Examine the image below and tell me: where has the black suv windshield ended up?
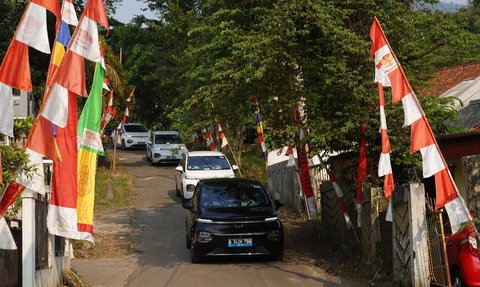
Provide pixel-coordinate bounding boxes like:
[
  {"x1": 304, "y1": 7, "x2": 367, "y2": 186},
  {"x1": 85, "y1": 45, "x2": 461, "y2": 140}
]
[
  {"x1": 155, "y1": 134, "x2": 181, "y2": 144},
  {"x1": 124, "y1": 125, "x2": 148, "y2": 132},
  {"x1": 199, "y1": 182, "x2": 269, "y2": 208},
  {"x1": 187, "y1": 156, "x2": 230, "y2": 170}
]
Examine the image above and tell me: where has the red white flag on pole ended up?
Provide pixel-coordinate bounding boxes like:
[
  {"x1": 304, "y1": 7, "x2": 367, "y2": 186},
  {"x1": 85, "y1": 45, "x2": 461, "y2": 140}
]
[{"x1": 370, "y1": 17, "x2": 471, "y2": 233}]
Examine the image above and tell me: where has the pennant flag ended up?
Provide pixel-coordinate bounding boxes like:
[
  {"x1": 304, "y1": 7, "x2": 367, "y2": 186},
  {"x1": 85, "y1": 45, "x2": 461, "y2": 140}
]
[
  {"x1": 47, "y1": 91, "x2": 79, "y2": 239},
  {"x1": 252, "y1": 97, "x2": 267, "y2": 160},
  {"x1": 17, "y1": 149, "x2": 45, "y2": 195},
  {"x1": 0, "y1": 148, "x2": 45, "y2": 218},
  {"x1": 41, "y1": 0, "x2": 107, "y2": 128},
  {"x1": 376, "y1": 84, "x2": 395, "y2": 200},
  {"x1": 0, "y1": 83, "x2": 14, "y2": 138},
  {"x1": 0, "y1": 217, "x2": 17, "y2": 250},
  {"x1": 370, "y1": 17, "x2": 471, "y2": 233},
  {"x1": 285, "y1": 143, "x2": 296, "y2": 167},
  {"x1": 0, "y1": 40, "x2": 31, "y2": 92},
  {"x1": 15, "y1": 2, "x2": 51, "y2": 54},
  {"x1": 70, "y1": 0, "x2": 109, "y2": 66},
  {"x1": 46, "y1": 0, "x2": 79, "y2": 87},
  {"x1": 356, "y1": 126, "x2": 367, "y2": 227},
  {"x1": 100, "y1": 91, "x2": 115, "y2": 129},
  {"x1": 0, "y1": 181, "x2": 25, "y2": 215},
  {"x1": 24, "y1": 115, "x2": 62, "y2": 161},
  {"x1": 75, "y1": 63, "x2": 105, "y2": 241},
  {"x1": 218, "y1": 124, "x2": 229, "y2": 149},
  {"x1": 61, "y1": 0, "x2": 78, "y2": 26}
]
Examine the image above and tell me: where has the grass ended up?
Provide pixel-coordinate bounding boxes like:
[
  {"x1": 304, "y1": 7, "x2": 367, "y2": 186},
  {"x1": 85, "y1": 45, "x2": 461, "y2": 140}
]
[{"x1": 72, "y1": 150, "x2": 134, "y2": 259}]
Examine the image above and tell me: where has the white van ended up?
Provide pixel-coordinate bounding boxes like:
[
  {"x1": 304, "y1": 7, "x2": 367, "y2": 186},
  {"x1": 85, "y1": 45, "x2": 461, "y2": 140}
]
[{"x1": 146, "y1": 131, "x2": 188, "y2": 165}]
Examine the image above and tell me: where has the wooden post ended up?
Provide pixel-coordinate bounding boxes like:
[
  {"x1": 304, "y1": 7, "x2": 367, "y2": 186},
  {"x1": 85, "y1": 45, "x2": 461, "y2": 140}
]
[{"x1": 392, "y1": 183, "x2": 430, "y2": 286}]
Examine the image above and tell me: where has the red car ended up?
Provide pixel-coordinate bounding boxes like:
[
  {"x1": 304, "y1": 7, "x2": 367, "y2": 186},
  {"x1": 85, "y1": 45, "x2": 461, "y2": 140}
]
[{"x1": 447, "y1": 224, "x2": 480, "y2": 287}]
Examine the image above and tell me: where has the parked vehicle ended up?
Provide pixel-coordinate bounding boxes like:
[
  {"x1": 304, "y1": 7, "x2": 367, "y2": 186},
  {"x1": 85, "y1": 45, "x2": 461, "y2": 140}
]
[
  {"x1": 182, "y1": 178, "x2": 284, "y2": 263},
  {"x1": 119, "y1": 123, "x2": 150, "y2": 150},
  {"x1": 175, "y1": 151, "x2": 238, "y2": 199},
  {"x1": 447, "y1": 224, "x2": 480, "y2": 287},
  {"x1": 146, "y1": 131, "x2": 187, "y2": 165}
]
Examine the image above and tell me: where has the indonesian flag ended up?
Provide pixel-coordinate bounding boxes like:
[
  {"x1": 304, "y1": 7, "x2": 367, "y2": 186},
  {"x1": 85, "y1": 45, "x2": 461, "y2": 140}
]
[
  {"x1": 370, "y1": 17, "x2": 471, "y2": 233},
  {"x1": 15, "y1": 2, "x2": 52, "y2": 54},
  {"x1": 0, "y1": 0, "x2": 60, "y2": 137},
  {"x1": 377, "y1": 84, "x2": 395, "y2": 200},
  {"x1": 41, "y1": 0, "x2": 108, "y2": 128},
  {"x1": 70, "y1": 0, "x2": 109, "y2": 68},
  {"x1": 47, "y1": 91, "x2": 79, "y2": 239}
]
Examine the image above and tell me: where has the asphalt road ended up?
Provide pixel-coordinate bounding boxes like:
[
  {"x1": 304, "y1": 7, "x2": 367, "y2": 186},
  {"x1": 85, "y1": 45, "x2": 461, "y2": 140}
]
[{"x1": 74, "y1": 148, "x2": 365, "y2": 287}]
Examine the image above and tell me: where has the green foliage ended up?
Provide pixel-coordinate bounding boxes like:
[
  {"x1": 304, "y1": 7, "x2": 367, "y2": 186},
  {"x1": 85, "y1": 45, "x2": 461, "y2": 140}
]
[
  {"x1": 0, "y1": 145, "x2": 33, "y2": 189},
  {"x1": 105, "y1": 0, "x2": 480, "y2": 184},
  {"x1": 13, "y1": 117, "x2": 34, "y2": 140}
]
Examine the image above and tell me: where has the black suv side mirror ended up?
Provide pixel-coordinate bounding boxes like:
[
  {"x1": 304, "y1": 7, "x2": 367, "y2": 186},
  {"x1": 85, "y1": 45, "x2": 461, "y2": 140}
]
[{"x1": 274, "y1": 200, "x2": 283, "y2": 210}]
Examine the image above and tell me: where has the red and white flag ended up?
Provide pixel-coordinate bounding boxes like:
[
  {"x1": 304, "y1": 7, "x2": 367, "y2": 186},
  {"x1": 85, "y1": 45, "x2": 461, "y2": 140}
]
[
  {"x1": 46, "y1": 92, "x2": 79, "y2": 238},
  {"x1": 370, "y1": 17, "x2": 471, "y2": 233},
  {"x1": 41, "y1": 0, "x2": 108, "y2": 128}
]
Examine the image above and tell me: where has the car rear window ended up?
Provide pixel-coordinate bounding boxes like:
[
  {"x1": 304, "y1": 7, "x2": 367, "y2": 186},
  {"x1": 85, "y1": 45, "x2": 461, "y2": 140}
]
[
  {"x1": 199, "y1": 182, "x2": 269, "y2": 208},
  {"x1": 155, "y1": 134, "x2": 181, "y2": 144},
  {"x1": 187, "y1": 156, "x2": 231, "y2": 170},
  {"x1": 124, "y1": 125, "x2": 148, "y2": 132}
]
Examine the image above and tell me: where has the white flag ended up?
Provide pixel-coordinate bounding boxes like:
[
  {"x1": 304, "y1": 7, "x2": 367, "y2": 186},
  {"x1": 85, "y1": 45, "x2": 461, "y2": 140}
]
[
  {"x1": 0, "y1": 83, "x2": 14, "y2": 138},
  {"x1": 15, "y1": 2, "x2": 51, "y2": 54},
  {"x1": 70, "y1": 17, "x2": 101, "y2": 64}
]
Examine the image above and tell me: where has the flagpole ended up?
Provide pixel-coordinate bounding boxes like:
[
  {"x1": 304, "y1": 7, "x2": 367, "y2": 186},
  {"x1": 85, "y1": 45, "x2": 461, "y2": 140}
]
[
  {"x1": 227, "y1": 144, "x2": 242, "y2": 177},
  {"x1": 374, "y1": 17, "x2": 476, "y2": 234}
]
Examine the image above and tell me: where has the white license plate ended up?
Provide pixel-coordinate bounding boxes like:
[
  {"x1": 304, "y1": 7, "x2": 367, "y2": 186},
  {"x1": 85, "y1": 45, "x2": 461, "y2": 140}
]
[{"x1": 228, "y1": 238, "x2": 252, "y2": 247}]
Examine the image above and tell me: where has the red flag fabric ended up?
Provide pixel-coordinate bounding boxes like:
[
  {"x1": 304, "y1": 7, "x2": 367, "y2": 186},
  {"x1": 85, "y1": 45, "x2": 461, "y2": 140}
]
[
  {"x1": 0, "y1": 182, "x2": 25, "y2": 215},
  {"x1": 56, "y1": 52, "x2": 87, "y2": 97},
  {"x1": 356, "y1": 127, "x2": 367, "y2": 207},
  {"x1": 47, "y1": 91, "x2": 78, "y2": 238},
  {"x1": 32, "y1": 0, "x2": 61, "y2": 20},
  {"x1": 370, "y1": 17, "x2": 471, "y2": 233},
  {"x1": 370, "y1": 17, "x2": 412, "y2": 103},
  {"x1": 0, "y1": 40, "x2": 31, "y2": 91},
  {"x1": 410, "y1": 117, "x2": 435, "y2": 153},
  {"x1": 85, "y1": 0, "x2": 109, "y2": 30},
  {"x1": 24, "y1": 116, "x2": 61, "y2": 161}
]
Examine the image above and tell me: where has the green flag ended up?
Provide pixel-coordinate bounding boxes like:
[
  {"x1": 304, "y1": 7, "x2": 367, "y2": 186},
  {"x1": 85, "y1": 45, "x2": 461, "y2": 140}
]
[{"x1": 77, "y1": 63, "x2": 105, "y2": 155}]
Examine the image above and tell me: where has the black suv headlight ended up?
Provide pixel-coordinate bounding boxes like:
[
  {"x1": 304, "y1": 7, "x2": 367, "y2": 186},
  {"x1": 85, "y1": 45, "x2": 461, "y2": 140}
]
[{"x1": 197, "y1": 231, "x2": 213, "y2": 243}]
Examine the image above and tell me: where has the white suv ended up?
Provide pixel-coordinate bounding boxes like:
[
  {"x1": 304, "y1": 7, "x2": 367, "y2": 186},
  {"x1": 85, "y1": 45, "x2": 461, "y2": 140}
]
[
  {"x1": 146, "y1": 131, "x2": 188, "y2": 165},
  {"x1": 120, "y1": 123, "x2": 150, "y2": 149},
  {"x1": 175, "y1": 151, "x2": 238, "y2": 199}
]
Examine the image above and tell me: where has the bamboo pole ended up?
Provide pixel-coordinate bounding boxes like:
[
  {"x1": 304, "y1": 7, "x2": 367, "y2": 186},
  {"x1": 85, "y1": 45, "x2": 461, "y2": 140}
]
[{"x1": 438, "y1": 209, "x2": 452, "y2": 287}]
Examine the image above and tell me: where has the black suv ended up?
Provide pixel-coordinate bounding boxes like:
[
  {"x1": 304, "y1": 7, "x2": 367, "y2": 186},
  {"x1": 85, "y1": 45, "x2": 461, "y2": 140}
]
[{"x1": 182, "y1": 178, "x2": 284, "y2": 263}]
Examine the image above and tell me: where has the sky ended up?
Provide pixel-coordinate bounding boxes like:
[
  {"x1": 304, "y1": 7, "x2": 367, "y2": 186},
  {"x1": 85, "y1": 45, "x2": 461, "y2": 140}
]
[
  {"x1": 114, "y1": 0, "x2": 157, "y2": 23},
  {"x1": 113, "y1": 0, "x2": 469, "y2": 24}
]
